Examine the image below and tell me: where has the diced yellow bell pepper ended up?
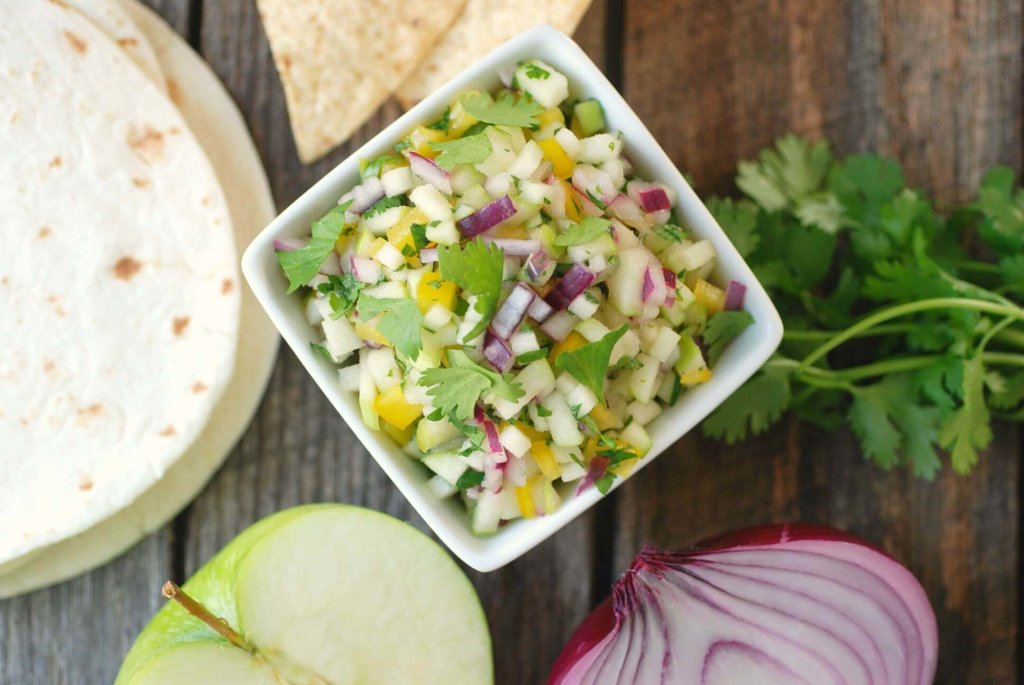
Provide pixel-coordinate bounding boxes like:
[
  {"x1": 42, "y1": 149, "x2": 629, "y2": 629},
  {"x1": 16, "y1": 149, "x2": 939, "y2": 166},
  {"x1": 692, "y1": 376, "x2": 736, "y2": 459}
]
[
  {"x1": 562, "y1": 181, "x2": 584, "y2": 221},
  {"x1": 549, "y1": 331, "x2": 587, "y2": 364},
  {"x1": 406, "y1": 125, "x2": 447, "y2": 158},
  {"x1": 589, "y1": 403, "x2": 621, "y2": 432},
  {"x1": 380, "y1": 418, "x2": 415, "y2": 446},
  {"x1": 693, "y1": 279, "x2": 726, "y2": 315},
  {"x1": 537, "y1": 107, "x2": 566, "y2": 128},
  {"x1": 530, "y1": 442, "x2": 561, "y2": 481},
  {"x1": 372, "y1": 385, "x2": 424, "y2": 430},
  {"x1": 679, "y1": 367, "x2": 713, "y2": 386},
  {"x1": 354, "y1": 320, "x2": 391, "y2": 347},
  {"x1": 367, "y1": 237, "x2": 388, "y2": 258},
  {"x1": 416, "y1": 270, "x2": 458, "y2": 313},
  {"x1": 387, "y1": 208, "x2": 429, "y2": 262},
  {"x1": 334, "y1": 230, "x2": 354, "y2": 254},
  {"x1": 538, "y1": 139, "x2": 574, "y2": 180},
  {"x1": 517, "y1": 423, "x2": 547, "y2": 442},
  {"x1": 447, "y1": 97, "x2": 480, "y2": 137},
  {"x1": 490, "y1": 223, "x2": 529, "y2": 239},
  {"x1": 515, "y1": 483, "x2": 536, "y2": 519}
]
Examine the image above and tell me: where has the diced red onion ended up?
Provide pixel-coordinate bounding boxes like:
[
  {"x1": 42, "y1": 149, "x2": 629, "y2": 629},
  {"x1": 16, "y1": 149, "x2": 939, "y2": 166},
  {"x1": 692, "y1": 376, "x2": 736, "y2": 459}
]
[
  {"x1": 663, "y1": 269, "x2": 677, "y2": 307},
  {"x1": 458, "y1": 195, "x2": 517, "y2": 237},
  {"x1": 408, "y1": 152, "x2": 452, "y2": 195},
  {"x1": 575, "y1": 456, "x2": 610, "y2": 495},
  {"x1": 475, "y1": 405, "x2": 505, "y2": 455},
  {"x1": 482, "y1": 238, "x2": 542, "y2": 257},
  {"x1": 608, "y1": 194, "x2": 649, "y2": 230},
  {"x1": 524, "y1": 250, "x2": 551, "y2": 283},
  {"x1": 349, "y1": 256, "x2": 379, "y2": 284},
  {"x1": 549, "y1": 524, "x2": 938, "y2": 685},
  {"x1": 539, "y1": 311, "x2": 577, "y2": 342},
  {"x1": 725, "y1": 280, "x2": 747, "y2": 310},
  {"x1": 273, "y1": 237, "x2": 306, "y2": 252},
  {"x1": 346, "y1": 176, "x2": 386, "y2": 214},
  {"x1": 527, "y1": 294, "x2": 554, "y2": 323},
  {"x1": 641, "y1": 268, "x2": 655, "y2": 303},
  {"x1": 419, "y1": 247, "x2": 438, "y2": 264},
  {"x1": 483, "y1": 330, "x2": 514, "y2": 373},
  {"x1": 637, "y1": 186, "x2": 671, "y2": 212},
  {"x1": 545, "y1": 264, "x2": 595, "y2": 310},
  {"x1": 319, "y1": 251, "x2": 343, "y2": 276},
  {"x1": 491, "y1": 284, "x2": 535, "y2": 339}
]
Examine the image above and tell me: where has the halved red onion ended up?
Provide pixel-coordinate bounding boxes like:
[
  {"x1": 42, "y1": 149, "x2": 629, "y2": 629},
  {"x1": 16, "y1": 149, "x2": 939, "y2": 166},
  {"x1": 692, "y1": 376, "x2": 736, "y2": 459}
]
[
  {"x1": 608, "y1": 195, "x2": 649, "y2": 230},
  {"x1": 408, "y1": 152, "x2": 452, "y2": 194},
  {"x1": 491, "y1": 284, "x2": 535, "y2": 339},
  {"x1": 345, "y1": 176, "x2": 386, "y2": 214},
  {"x1": 273, "y1": 237, "x2": 306, "y2": 252},
  {"x1": 637, "y1": 186, "x2": 671, "y2": 212},
  {"x1": 319, "y1": 251, "x2": 343, "y2": 276},
  {"x1": 545, "y1": 264, "x2": 595, "y2": 310},
  {"x1": 458, "y1": 195, "x2": 517, "y2": 237},
  {"x1": 539, "y1": 311, "x2": 577, "y2": 342},
  {"x1": 482, "y1": 330, "x2": 514, "y2": 373},
  {"x1": 482, "y1": 238, "x2": 542, "y2": 257},
  {"x1": 528, "y1": 294, "x2": 554, "y2": 323},
  {"x1": 419, "y1": 247, "x2": 438, "y2": 264},
  {"x1": 663, "y1": 269, "x2": 677, "y2": 307},
  {"x1": 724, "y1": 280, "x2": 747, "y2": 310},
  {"x1": 548, "y1": 524, "x2": 938, "y2": 685}
]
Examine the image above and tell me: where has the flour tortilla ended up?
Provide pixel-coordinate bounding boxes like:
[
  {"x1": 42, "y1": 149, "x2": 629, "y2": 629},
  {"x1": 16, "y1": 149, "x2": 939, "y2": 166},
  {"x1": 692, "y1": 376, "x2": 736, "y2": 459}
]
[
  {"x1": 396, "y1": 1, "x2": 594, "y2": 107},
  {"x1": 64, "y1": 0, "x2": 167, "y2": 91},
  {"x1": 0, "y1": 0, "x2": 278, "y2": 598},
  {"x1": 0, "y1": 1, "x2": 239, "y2": 565},
  {"x1": 257, "y1": 0, "x2": 468, "y2": 163}
]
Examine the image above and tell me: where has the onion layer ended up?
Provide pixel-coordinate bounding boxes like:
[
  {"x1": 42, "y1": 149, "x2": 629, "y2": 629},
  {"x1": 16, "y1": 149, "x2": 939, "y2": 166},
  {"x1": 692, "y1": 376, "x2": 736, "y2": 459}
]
[{"x1": 548, "y1": 524, "x2": 938, "y2": 685}]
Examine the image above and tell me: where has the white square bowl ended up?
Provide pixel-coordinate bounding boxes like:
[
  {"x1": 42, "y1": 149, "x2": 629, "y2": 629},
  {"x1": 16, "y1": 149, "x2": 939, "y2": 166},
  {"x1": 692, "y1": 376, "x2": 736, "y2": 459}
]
[{"x1": 242, "y1": 25, "x2": 783, "y2": 572}]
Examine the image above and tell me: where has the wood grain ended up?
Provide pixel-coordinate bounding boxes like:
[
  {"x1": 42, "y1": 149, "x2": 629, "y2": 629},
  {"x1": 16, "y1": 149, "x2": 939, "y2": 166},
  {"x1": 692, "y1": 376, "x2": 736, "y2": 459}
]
[{"x1": 0, "y1": 1, "x2": 1021, "y2": 683}]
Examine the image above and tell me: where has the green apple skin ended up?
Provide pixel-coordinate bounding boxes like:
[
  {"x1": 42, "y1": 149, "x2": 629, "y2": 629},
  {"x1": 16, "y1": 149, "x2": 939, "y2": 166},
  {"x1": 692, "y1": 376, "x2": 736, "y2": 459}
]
[{"x1": 115, "y1": 504, "x2": 493, "y2": 685}]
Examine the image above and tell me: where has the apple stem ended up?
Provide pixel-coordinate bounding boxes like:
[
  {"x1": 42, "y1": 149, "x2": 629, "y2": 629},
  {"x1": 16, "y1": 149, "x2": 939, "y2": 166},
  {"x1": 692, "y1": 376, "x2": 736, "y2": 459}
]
[{"x1": 161, "y1": 581, "x2": 252, "y2": 653}]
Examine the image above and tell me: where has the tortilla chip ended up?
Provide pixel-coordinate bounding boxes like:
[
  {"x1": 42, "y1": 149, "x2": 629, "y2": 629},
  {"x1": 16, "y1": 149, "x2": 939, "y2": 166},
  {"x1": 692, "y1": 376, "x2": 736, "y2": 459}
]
[
  {"x1": 257, "y1": 0, "x2": 468, "y2": 163},
  {"x1": 396, "y1": 0, "x2": 594, "y2": 108}
]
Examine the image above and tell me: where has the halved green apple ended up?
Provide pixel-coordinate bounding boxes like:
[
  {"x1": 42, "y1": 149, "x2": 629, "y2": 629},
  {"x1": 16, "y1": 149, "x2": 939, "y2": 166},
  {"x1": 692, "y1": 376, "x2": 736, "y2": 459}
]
[{"x1": 116, "y1": 505, "x2": 492, "y2": 685}]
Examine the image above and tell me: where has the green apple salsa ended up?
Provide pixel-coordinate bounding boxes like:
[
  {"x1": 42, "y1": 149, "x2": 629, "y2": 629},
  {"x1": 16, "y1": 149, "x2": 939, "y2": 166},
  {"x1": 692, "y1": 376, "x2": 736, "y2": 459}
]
[{"x1": 276, "y1": 60, "x2": 753, "y2": 534}]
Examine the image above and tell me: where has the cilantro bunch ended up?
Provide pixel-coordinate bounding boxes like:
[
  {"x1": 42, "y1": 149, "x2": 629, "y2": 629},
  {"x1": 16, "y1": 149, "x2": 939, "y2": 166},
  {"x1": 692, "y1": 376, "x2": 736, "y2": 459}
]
[{"x1": 704, "y1": 135, "x2": 1024, "y2": 478}]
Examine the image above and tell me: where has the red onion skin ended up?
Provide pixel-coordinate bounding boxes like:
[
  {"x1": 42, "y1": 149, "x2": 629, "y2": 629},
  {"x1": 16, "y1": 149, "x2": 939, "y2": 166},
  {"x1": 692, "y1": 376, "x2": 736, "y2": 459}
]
[
  {"x1": 491, "y1": 285, "x2": 535, "y2": 339},
  {"x1": 482, "y1": 330, "x2": 514, "y2": 374},
  {"x1": 638, "y1": 186, "x2": 671, "y2": 212},
  {"x1": 408, "y1": 152, "x2": 452, "y2": 194},
  {"x1": 548, "y1": 524, "x2": 938, "y2": 685},
  {"x1": 545, "y1": 264, "x2": 595, "y2": 310},
  {"x1": 458, "y1": 195, "x2": 517, "y2": 237}
]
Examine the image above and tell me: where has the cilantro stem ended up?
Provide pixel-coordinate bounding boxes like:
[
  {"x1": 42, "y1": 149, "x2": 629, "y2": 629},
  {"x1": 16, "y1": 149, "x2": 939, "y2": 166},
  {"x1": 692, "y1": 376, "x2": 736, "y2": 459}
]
[
  {"x1": 782, "y1": 323, "x2": 916, "y2": 342},
  {"x1": 770, "y1": 350, "x2": 1024, "y2": 384},
  {"x1": 982, "y1": 351, "x2": 1024, "y2": 369},
  {"x1": 995, "y1": 328, "x2": 1024, "y2": 350},
  {"x1": 947, "y1": 259, "x2": 1002, "y2": 276},
  {"x1": 797, "y1": 298, "x2": 1024, "y2": 374}
]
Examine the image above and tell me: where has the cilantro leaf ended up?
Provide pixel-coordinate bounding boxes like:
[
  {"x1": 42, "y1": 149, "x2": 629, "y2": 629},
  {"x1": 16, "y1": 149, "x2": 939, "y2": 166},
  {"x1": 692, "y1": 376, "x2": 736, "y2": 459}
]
[
  {"x1": 460, "y1": 92, "x2": 545, "y2": 128},
  {"x1": 418, "y1": 350, "x2": 523, "y2": 421},
  {"x1": 430, "y1": 133, "x2": 492, "y2": 170},
  {"x1": 939, "y1": 355, "x2": 993, "y2": 474},
  {"x1": 702, "y1": 367, "x2": 791, "y2": 443},
  {"x1": 990, "y1": 370, "x2": 1024, "y2": 410},
  {"x1": 554, "y1": 217, "x2": 611, "y2": 246},
  {"x1": 707, "y1": 197, "x2": 760, "y2": 258},
  {"x1": 317, "y1": 273, "x2": 364, "y2": 318},
  {"x1": 975, "y1": 166, "x2": 1024, "y2": 253},
  {"x1": 455, "y1": 469, "x2": 485, "y2": 489},
  {"x1": 357, "y1": 295, "x2": 423, "y2": 360},
  {"x1": 310, "y1": 342, "x2": 333, "y2": 361},
  {"x1": 437, "y1": 239, "x2": 505, "y2": 341},
  {"x1": 702, "y1": 311, "x2": 754, "y2": 366},
  {"x1": 523, "y1": 63, "x2": 551, "y2": 80},
  {"x1": 276, "y1": 200, "x2": 352, "y2": 293},
  {"x1": 361, "y1": 154, "x2": 397, "y2": 179},
  {"x1": 555, "y1": 325, "x2": 629, "y2": 402},
  {"x1": 999, "y1": 254, "x2": 1024, "y2": 295},
  {"x1": 363, "y1": 195, "x2": 403, "y2": 218},
  {"x1": 426, "y1": 107, "x2": 451, "y2": 132},
  {"x1": 736, "y1": 135, "x2": 833, "y2": 211}
]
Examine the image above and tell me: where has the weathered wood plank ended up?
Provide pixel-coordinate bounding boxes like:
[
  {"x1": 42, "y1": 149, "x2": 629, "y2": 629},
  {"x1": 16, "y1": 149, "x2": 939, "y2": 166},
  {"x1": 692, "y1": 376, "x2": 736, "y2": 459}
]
[{"x1": 615, "y1": 2, "x2": 1022, "y2": 683}]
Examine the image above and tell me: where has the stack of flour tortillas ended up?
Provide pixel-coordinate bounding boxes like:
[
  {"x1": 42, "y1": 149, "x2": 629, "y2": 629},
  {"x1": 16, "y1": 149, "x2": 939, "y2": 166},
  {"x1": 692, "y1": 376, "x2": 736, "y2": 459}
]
[
  {"x1": 0, "y1": 0, "x2": 278, "y2": 598},
  {"x1": 257, "y1": 0, "x2": 595, "y2": 163}
]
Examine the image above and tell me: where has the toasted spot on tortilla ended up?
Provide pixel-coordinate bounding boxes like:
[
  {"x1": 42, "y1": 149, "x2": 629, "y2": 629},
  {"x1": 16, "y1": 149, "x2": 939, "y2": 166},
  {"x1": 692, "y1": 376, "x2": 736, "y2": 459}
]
[
  {"x1": 166, "y1": 78, "x2": 182, "y2": 106},
  {"x1": 18, "y1": 417, "x2": 29, "y2": 427},
  {"x1": 117, "y1": 37, "x2": 138, "y2": 48},
  {"x1": 64, "y1": 30, "x2": 87, "y2": 55},
  {"x1": 131, "y1": 177, "x2": 150, "y2": 188},
  {"x1": 48, "y1": 156, "x2": 62, "y2": 169},
  {"x1": 46, "y1": 294, "x2": 67, "y2": 317},
  {"x1": 112, "y1": 256, "x2": 142, "y2": 281},
  {"x1": 38, "y1": 227, "x2": 51, "y2": 238},
  {"x1": 200, "y1": 195, "x2": 210, "y2": 207},
  {"x1": 77, "y1": 403, "x2": 103, "y2": 418},
  {"x1": 0, "y1": 276, "x2": 7, "y2": 286},
  {"x1": 221, "y1": 278, "x2": 234, "y2": 294},
  {"x1": 42, "y1": 359, "x2": 56, "y2": 375},
  {"x1": 172, "y1": 316, "x2": 190, "y2": 336},
  {"x1": 78, "y1": 477, "x2": 94, "y2": 491},
  {"x1": 127, "y1": 125, "x2": 165, "y2": 165},
  {"x1": 191, "y1": 381, "x2": 208, "y2": 394},
  {"x1": 159, "y1": 424, "x2": 177, "y2": 437},
  {"x1": 169, "y1": 127, "x2": 181, "y2": 135}
]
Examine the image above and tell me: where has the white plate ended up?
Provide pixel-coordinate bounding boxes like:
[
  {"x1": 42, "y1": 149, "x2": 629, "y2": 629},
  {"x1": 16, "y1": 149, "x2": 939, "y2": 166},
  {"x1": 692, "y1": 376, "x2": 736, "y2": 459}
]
[{"x1": 242, "y1": 26, "x2": 783, "y2": 572}]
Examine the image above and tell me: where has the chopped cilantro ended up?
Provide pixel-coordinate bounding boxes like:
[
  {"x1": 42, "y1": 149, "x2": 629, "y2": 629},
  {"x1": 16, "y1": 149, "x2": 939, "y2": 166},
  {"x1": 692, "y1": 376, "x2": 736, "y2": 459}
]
[
  {"x1": 361, "y1": 154, "x2": 397, "y2": 180},
  {"x1": 455, "y1": 469, "x2": 485, "y2": 489},
  {"x1": 460, "y1": 91, "x2": 545, "y2": 128},
  {"x1": 276, "y1": 200, "x2": 353, "y2": 293},
  {"x1": 317, "y1": 273, "x2": 364, "y2": 318},
  {"x1": 426, "y1": 107, "x2": 451, "y2": 132},
  {"x1": 702, "y1": 311, "x2": 754, "y2": 366},
  {"x1": 437, "y1": 238, "x2": 505, "y2": 341},
  {"x1": 363, "y1": 195, "x2": 403, "y2": 218},
  {"x1": 357, "y1": 295, "x2": 423, "y2": 360},
  {"x1": 410, "y1": 223, "x2": 429, "y2": 250},
  {"x1": 310, "y1": 342, "x2": 333, "y2": 361},
  {"x1": 554, "y1": 217, "x2": 611, "y2": 246},
  {"x1": 523, "y1": 63, "x2": 551, "y2": 80},
  {"x1": 516, "y1": 348, "x2": 549, "y2": 364},
  {"x1": 418, "y1": 350, "x2": 524, "y2": 422},
  {"x1": 654, "y1": 223, "x2": 688, "y2": 243},
  {"x1": 430, "y1": 133, "x2": 492, "y2": 170},
  {"x1": 585, "y1": 190, "x2": 608, "y2": 210},
  {"x1": 555, "y1": 325, "x2": 629, "y2": 402}
]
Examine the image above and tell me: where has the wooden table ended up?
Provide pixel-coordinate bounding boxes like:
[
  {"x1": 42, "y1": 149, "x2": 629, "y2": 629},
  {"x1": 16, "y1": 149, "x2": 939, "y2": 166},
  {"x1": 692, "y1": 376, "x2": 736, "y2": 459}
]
[{"x1": 2, "y1": 1, "x2": 1020, "y2": 683}]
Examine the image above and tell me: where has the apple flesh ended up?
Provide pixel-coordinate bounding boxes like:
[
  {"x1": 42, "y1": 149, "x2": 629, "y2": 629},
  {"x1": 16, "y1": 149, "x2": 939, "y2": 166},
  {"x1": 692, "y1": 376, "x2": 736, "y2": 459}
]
[{"x1": 116, "y1": 505, "x2": 492, "y2": 685}]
